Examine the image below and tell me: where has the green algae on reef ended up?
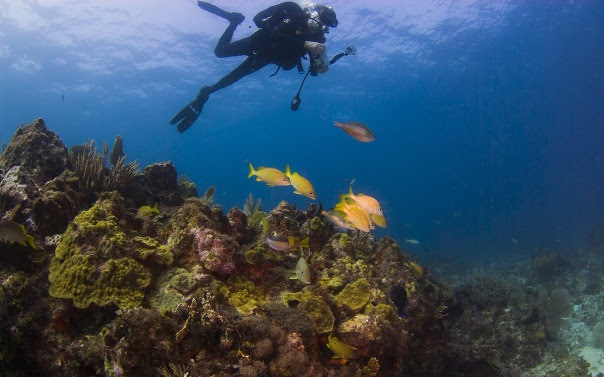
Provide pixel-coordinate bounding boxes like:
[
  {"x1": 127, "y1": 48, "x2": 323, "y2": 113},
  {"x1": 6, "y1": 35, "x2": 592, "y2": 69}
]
[{"x1": 7, "y1": 118, "x2": 595, "y2": 376}]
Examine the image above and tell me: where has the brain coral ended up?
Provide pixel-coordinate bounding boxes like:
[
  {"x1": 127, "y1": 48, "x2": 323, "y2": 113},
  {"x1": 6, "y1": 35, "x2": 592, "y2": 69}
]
[{"x1": 48, "y1": 195, "x2": 169, "y2": 308}]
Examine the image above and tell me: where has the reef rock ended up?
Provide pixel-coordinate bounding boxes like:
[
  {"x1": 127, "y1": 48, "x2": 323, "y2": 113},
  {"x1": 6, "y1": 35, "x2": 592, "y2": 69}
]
[
  {"x1": 0, "y1": 165, "x2": 39, "y2": 218},
  {"x1": 0, "y1": 118, "x2": 68, "y2": 185},
  {"x1": 48, "y1": 193, "x2": 172, "y2": 309},
  {"x1": 193, "y1": 227, "x2": 238, "y2": 277},
  {"x1": 143, "y1": 161, "x2": 182, "y2": 206}
]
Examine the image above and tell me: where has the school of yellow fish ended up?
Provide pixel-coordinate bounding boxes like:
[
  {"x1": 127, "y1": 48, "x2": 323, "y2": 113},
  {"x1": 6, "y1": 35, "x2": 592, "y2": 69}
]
[
  {"x1": 249, "y1": 163, "x2": 316, "y2": 200},
  {"x1": 247, "y1": 120, "x2": 384, "y2": 233},
  {"x1": 249, "y1": 165, "x2": 386, "y2": 233}
]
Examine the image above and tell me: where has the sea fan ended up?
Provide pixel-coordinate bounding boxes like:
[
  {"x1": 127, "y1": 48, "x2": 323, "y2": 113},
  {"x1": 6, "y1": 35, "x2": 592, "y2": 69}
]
[
  {"x1": 103, "y1": 155, "x2": 139, "y2": 190},
  {"x1": 71, "y1": 140, "x2": 105, "y2": 192}
]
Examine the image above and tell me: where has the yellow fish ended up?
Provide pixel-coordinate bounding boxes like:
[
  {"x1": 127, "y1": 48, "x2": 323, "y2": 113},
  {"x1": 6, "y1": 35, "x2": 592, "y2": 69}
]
[
  {"x1": 265, "y1": 236, "x2": 309, "y2": 251},
  {"x1": 345, "y1": 186, "x2": 383, "y2": 216},
  {"x1": 370, "y1": 213, "x2": 387, "y2": 228},
  {"x1": 326, "y1": 333, "x2": 356, "y2": 359},
  {"x1": 0, "y1": 220, "x2": 36, "y2": 249},
  {"x1": 248, "y1": 163, "x2": 290, "y2": 187},
  {"x1": 284, "y1": 164, "x2": 316, "y2": 200},
  {"x1": 137, "y1": 203, "x2": 159, "y2": 217},
  {"x1": 289, "y1": 256, "x2": 311, "y2": 284},
  {"x1": 321, "y1": 210, "x2": 356, "y2": 231},
  {"x1": 335, "y1": 196, "x2": 373, "y2": 232},
  {"x1": 409, "y1": 261, "x2": 426, "y2": 279}
]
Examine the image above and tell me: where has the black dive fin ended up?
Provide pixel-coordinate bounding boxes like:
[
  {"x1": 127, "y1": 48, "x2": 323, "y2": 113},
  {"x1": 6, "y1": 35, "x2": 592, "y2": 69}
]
[{"x1": 197, "y1": 1, "x2": 244, "y2": 24}]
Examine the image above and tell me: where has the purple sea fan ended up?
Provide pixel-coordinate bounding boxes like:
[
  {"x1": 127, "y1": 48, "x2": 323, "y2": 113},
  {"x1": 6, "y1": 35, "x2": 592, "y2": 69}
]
[{"x1": 192, "y1": 227, "x2": 238, "y2": 276}]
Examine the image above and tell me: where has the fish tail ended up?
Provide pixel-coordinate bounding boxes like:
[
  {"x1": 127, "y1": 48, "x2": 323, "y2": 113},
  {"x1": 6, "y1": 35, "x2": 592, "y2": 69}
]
[
  {"x1": 248, "y1": 163, "x2": 255, "y2": 178},
  {"x1": 300, "y1": 237, "x2": 309, "y2": 248},
  {"x1": 25, "y1": 235, "x2": 36, "y2": 249}
]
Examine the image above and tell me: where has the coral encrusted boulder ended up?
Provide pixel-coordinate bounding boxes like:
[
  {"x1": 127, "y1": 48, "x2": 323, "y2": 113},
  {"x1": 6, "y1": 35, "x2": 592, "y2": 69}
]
[
  {"x1": 0, "y1": 118, "x2": 68, "y2": 185},
  {"x1": 48, "y1": 193, "x2": 172, "y2": 308}
]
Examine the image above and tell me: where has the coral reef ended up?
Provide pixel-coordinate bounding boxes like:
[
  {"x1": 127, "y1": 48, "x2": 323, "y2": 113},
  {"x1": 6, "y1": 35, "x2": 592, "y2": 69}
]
[
  {"x1": 47, "y1": 194, "x2": 164, "y2": 308},
  {"x1": 8, "y1": 118, "x2": 599, "y2": 377}
]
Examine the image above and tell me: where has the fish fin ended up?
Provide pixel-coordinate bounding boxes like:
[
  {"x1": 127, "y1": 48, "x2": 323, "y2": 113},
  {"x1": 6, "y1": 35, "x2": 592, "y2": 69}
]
[
  {"x1": 26, "y1": 235, "x2": 36, "y2": 249},
  {"x1": 348, "y1": 186, "x2": 354, "y2": 197},
  {"x1": 248, "y1": 163, "x2": 255, "y2": 178},
  {"x1": 284, "y1": 164, "x2": 291, "y2": 177},
  {"x1": 333, "y1": 120, "x2": 342, "y2": 128},
  {"x1": 256, "y1": 178, "x2": 262, "y2": 181},
  {"x1": 300, "y1": 237, "x2": 309, "y2": 248},
  {"x1": 293, "y1": 190, "x2": 301, "y2": 195},
  {"x1": 18, "y1": 240, "x2": 27, "y2": 247},
  {"x1": 288, "y1": 236, "x2": 299, "y2": 246},
  {"x1": 336, "y1": 195, "x2": 348, "y2": 208}
]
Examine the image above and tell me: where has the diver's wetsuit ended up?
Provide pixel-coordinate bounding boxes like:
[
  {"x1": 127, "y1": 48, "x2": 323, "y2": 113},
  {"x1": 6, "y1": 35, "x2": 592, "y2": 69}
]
[
  {"x1": 207, "y1": 1, "x2": 326, "y2": 94},
  {"x1": 170, "y1": 1, "x2": 328, "y2": 133}
]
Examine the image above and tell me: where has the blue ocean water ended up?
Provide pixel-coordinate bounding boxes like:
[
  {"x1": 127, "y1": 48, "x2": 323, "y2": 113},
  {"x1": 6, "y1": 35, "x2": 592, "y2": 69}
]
[{"x1": 1, "y1": 0, "x2": 602, "y2": 263}]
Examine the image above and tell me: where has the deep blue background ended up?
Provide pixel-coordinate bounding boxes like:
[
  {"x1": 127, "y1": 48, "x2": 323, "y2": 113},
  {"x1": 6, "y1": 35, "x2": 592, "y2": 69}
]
[{"x1": 1, "y1": 1, "x2": 603, "y2": 262}]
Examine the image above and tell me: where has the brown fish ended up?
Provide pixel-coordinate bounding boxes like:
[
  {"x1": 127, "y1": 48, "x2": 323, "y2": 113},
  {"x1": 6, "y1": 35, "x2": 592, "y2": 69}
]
[{"x1": 333, "y1": 121, "x2": 375, "y2": 142}]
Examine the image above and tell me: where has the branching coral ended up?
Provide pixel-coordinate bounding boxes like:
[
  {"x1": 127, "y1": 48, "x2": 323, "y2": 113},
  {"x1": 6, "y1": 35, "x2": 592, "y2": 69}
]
[
  {"x1": 102, "y1": 155, "x2": 139, "y2": 191},
  {"x1": 243, "y1": 192, "x2": 262, "y2": 217},
  {"x1": 71, "y1": 140, "x2": 104, "y2": 192},
  {"x1": 70, "y1": 138, "x2": 139, "y2": 194}
]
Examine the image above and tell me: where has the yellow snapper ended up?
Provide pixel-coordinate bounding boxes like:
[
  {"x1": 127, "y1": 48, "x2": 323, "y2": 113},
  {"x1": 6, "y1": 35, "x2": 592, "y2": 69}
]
[
  {"x1": 326, "y1": 333, "x2": 356, "y2": 359},
  {"x1": 321, "y1": 210, "x2": 356, "y2": 231},
  {"x1": 335, "y1": 196, "x2": 374, "y2": 232},
  {"x1": 289, "y1": 256, "x2": 311, "y2": 284},
  {"x1": 265, "y1": 236, "x2": 309, "y2": 251},
  {"x1": 137, "y1": 203, "x2": 159, "y2": 217},
  {"x1": 0, "y1": 220, "x2": 36, "y2": 249},
  {"x1": 284, "y1": 164, "x2": 316, "y2": 200},
  {"x1": 248, "y1": 163, "x2": 290, "y2": 187},
  {"x1": 333, "y1": 121, "x2": 375, "y2": 142},
  {"x1": 370, "y1": 213, "x2": 387, "y2": 228},
  {"x1": 345, "y1": 186, "x2": 383, "y2": 216}
]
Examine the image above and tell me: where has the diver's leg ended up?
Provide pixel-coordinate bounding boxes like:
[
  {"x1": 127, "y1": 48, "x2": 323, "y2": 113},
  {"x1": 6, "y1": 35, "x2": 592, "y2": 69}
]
[
  {"x1": 170, "y1": 57, "x2": 268, "y2": 133},
  {"x1": 215, "y1": 32, "x2": 255, "y2": 58},
  {"x1": 207, "y1": 56, "x2": 269, "y2": 93}
]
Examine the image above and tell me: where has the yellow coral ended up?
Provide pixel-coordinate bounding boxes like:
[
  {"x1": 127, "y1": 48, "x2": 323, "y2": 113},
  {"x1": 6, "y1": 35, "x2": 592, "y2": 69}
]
[
  {"x1": 217, "y1": 277, "x2": 268, "y2": 316},
  {"x1": 334, "y1": 278, "x2": 371, "y2": 310},
  {"x1": 281, "y1": 290, "x2": 335, "y2": 333}
]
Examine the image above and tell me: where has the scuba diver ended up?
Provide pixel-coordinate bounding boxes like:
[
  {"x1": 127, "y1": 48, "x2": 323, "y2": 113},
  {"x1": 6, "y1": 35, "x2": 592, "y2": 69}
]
[{"x1": 170, "y1": 1, "x2": 341, "y2": 133}]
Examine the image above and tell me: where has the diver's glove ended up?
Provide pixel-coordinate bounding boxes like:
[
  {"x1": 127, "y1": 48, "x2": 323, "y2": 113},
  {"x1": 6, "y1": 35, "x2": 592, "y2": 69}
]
[
  {"x1": 304, "y1": 41, "x2": 325, "y2": 56},
  {"x1": 170, "y1": 86, "x2": 210, "y2": 133}
]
